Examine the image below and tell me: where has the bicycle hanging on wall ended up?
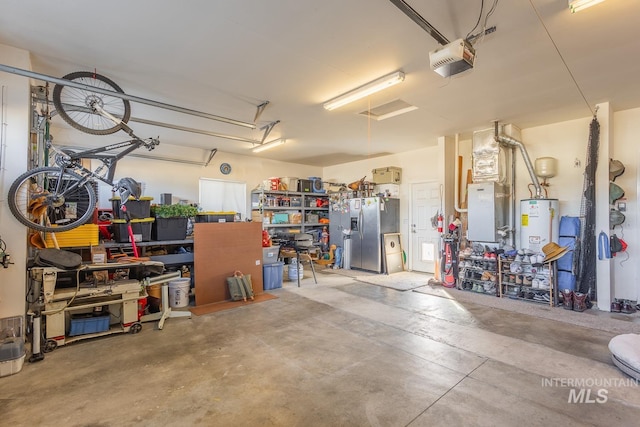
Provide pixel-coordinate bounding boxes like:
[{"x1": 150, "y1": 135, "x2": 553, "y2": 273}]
[{"x1": 8, "y1": 71, "x2": 159, "y2": 233}]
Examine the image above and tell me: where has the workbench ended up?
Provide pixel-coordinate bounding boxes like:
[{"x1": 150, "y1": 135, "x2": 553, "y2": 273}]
[{"x1": 30, "y1": 261, "x2": 163, "y2": 352}]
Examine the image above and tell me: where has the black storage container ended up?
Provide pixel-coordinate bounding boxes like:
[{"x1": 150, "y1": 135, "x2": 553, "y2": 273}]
[
  {"x1": 298, "y1": 179, "x2": 312, "y2": 192},
  {"x1": 195, "y1": 212, "x2": 235, "y2": 223},
  {"x1": 111, "y1": 218, "x2": 154, "y2": 243},
  {"x1": 110, "y1": 196, "x2": 153, "y2": 219},
  {"x1": 152, "y1": 217, "x2": 188, "y2": 241}
]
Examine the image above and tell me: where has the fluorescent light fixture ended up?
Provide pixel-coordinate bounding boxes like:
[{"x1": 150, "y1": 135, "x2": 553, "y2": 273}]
[
  {"x1": 323, "y1": 71, "x2": 405, "y2": 111},
  {"x1": 252, "y1": 138, "x2": 285, "y2": 153},
  {"x1": 569, "y1": 0, "x2": 606, "y2": 13}
]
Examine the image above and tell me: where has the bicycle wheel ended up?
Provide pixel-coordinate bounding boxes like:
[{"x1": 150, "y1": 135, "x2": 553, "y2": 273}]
[
  {"x1": 8, "y1": 167, "x2": 97, "y2": 233},
  {"x1": 53, "y1": 71, "x2": 131, "y2": 135}
]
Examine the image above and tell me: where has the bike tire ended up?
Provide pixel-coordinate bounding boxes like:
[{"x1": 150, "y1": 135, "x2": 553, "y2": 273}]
[
  {"x1": 8, "y1": 167, "x2": 97, "y2": 233},
  {"x1": 52, "y1": 71, "x2": 131, "y2": 136}
]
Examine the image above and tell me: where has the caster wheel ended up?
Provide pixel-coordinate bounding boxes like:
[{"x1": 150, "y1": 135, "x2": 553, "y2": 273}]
[
  {"x1": 129, "y1": 322, "x2": 142, "y2": 334},
  {"x1": 43, "y1": 339, "x2": 57, "y2": 353}
]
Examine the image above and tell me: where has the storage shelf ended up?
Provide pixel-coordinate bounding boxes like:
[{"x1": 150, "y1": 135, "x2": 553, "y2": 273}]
[
  {"x1": 458, "y1": 286, "x2": 499, "y2": 297},
  {"x1": 498, "y1": 257, "x2": 556, "y2": 307},
  {"x1": 252, "y1": 190, "x2": 329, "y2": 233},
  {"x1": 102, "y1": 239, "x2": 193, "y2": 248},
  {"x1": 63, "y1": 325, "x2": 131, "y2": 345},
  {"x1": 149, "y1": 253, "x2": 194, "y2": 265}
]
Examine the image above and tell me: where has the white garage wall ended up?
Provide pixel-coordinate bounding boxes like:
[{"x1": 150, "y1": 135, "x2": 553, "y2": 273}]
[{"x1": 0, "y1": 44, "x2": 31, "y2": 318}]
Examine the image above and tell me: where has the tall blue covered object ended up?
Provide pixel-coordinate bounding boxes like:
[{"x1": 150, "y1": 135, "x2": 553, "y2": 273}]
[{"x1": 557, "y1": 216, "x2": 580, "y2": 292}]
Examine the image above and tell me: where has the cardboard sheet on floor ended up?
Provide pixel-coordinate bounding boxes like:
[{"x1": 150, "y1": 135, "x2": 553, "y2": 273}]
[
  {"x1": 190, "y1": 292, "x2": 278, "y2": 316},
  {"x1": 194, "y1": 222, "x2": 264, "y2": 305}
]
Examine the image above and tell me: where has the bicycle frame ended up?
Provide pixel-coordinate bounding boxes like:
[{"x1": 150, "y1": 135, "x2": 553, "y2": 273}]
[{"x1": 48, "y1": 137, "x2": 157, "y2": 196}]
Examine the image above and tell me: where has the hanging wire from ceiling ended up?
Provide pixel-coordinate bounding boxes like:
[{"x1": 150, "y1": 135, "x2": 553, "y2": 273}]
[
  {"x1": 483, "y1": 0, "x2": 499, "y2": 28},
  {"x1": 466, "y1": 0, "x2": 498, "y2": 46},
  {"x1": 467, "y1": 0, "x2": 499, "y2": 44},
  {"x1": 528, "y1": 0, "x2": 594, "y2": 115},
  {"x1": 466, "y1": 0, "x2": 485, "y2": 40}
]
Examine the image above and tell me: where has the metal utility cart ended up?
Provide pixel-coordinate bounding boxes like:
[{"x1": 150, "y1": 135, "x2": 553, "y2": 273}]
[{"x1": 29, "y1": 262, "x2": 156, "y2": 352}]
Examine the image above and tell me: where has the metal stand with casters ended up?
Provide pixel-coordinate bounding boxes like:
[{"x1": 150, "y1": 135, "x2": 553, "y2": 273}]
[{"x1": 140, "y1": 272, "x2": 191, "y2": 329}]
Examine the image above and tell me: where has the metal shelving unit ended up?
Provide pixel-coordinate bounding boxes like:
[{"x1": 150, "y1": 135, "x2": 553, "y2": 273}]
[
  {"x1": 251, "y1": 190, "x2": 329, "y2": 234},
  {"x1": 498, "y1": 257, "x2": 556, "y2": 306}
]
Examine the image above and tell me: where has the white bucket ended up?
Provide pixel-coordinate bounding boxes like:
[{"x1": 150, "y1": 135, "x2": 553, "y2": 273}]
[
  {"x1": 288, "y1": 261, "x2": 304, "y2": 281},
  {"x1": 168, "y1": 278, "x2": 191, "y2": 308}
]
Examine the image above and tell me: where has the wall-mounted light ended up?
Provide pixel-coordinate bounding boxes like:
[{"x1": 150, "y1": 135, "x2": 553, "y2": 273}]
[
  {"x1": 323, "y1": 71, "x2": 405, "y2": 111},
  {"x1": 252, "y1": 138, "x2": 285, "y2": 153},
  {"x1": 569, "y1": 0, "x2": 606, "y2": 13}
]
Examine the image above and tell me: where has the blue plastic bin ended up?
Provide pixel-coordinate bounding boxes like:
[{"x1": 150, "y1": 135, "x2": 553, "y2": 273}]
[
  {"x1": 263, "y1": 262, "x2": 284, "y2": 290},
  {"x1": 69, "y1": 314, "x2": 110, "y2": 336}
]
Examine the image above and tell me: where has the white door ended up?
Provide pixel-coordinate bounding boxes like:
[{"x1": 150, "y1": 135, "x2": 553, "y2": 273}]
[{"x1": 410, "y1": 182, "x2": 441, "y2": 273}]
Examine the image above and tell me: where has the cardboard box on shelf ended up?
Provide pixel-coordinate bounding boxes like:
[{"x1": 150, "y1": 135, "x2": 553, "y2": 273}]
[
  {"x1": 251, "y1": 211, "x2": 263, "y2": 222},
  {"x1": 91, "y1": 245, "x2": 107, "y2": 264}
]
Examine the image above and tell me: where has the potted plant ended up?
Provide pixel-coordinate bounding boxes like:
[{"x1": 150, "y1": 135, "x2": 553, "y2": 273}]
[{"x1": 151, "y1": 204, "x2": 199, "y2": 241}]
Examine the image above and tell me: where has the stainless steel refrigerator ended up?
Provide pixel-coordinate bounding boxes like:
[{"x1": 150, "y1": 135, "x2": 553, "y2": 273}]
[{"x1": 348, "y1": 197, "x2": 400, "y2": 273}]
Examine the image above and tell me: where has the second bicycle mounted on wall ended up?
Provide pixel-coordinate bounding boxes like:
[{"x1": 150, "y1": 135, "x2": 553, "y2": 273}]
[{"x1": 8, "y1": 71, "x2": 159, "y2": 233}]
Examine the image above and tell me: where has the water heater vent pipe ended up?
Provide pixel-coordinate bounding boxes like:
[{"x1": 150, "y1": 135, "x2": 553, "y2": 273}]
[{"x1": 494, "y1": 122, "x2": 543, "y2": 198}]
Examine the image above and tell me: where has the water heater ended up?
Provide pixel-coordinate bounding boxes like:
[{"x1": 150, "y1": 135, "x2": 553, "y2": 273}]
[{"x1": 520, "y1": 199, "x2": 559, "y2": 253}]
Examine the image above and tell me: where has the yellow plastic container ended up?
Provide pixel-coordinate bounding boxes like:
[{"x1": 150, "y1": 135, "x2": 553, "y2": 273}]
[{"x1": 45, "y1": 224, "x2": 99, "y2": 248}]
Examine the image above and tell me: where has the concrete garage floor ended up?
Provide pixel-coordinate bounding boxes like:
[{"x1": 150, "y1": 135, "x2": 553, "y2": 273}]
[{"x1": 2, "y1": 270, "x2": 640, "y2": 426}]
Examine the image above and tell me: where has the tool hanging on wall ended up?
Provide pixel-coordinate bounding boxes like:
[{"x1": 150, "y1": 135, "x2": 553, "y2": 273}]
[
  {"x1": 0, "y1": 236, "x2": 13, "y2": 268},
  {"x1": 598, "y1": 230, "x2": 611, "y2": 260}
]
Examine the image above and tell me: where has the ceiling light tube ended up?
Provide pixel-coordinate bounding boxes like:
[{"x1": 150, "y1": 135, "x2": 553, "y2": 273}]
[
  {"x1": 252, "y1": 138, "x2": 285, "y2": 153},
  {"x1": 323, "y1": 71, "x2": 405, "y2": 111},
  {"x1": 569, "y1": 0, "x2": 606, "y2": 13}
]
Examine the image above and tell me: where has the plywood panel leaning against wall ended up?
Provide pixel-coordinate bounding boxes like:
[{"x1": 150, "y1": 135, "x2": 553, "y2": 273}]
[{"x1": 193, "y1": 222, "x2": 263, "y2": 305}]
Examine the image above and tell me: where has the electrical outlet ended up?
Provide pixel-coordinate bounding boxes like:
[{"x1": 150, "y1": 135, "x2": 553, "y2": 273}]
[{"x1": 618, "y1": 202, "x2": 627, "y2": 212}]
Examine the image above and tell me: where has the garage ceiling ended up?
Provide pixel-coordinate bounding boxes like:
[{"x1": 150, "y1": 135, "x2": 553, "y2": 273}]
[{"x1": 1, "y1": 0, "x2": 639, "y2": 166}]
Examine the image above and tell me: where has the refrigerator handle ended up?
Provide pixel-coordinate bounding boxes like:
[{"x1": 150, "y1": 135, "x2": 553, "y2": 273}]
[{"x1": 358, "y1": 207, "x2": 364, "y2": 239}]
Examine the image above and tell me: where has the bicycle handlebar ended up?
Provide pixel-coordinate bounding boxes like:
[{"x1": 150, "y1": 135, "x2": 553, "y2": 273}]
[{"x1": 144, "y1": 137, "x2": 160, "y2": 150}]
